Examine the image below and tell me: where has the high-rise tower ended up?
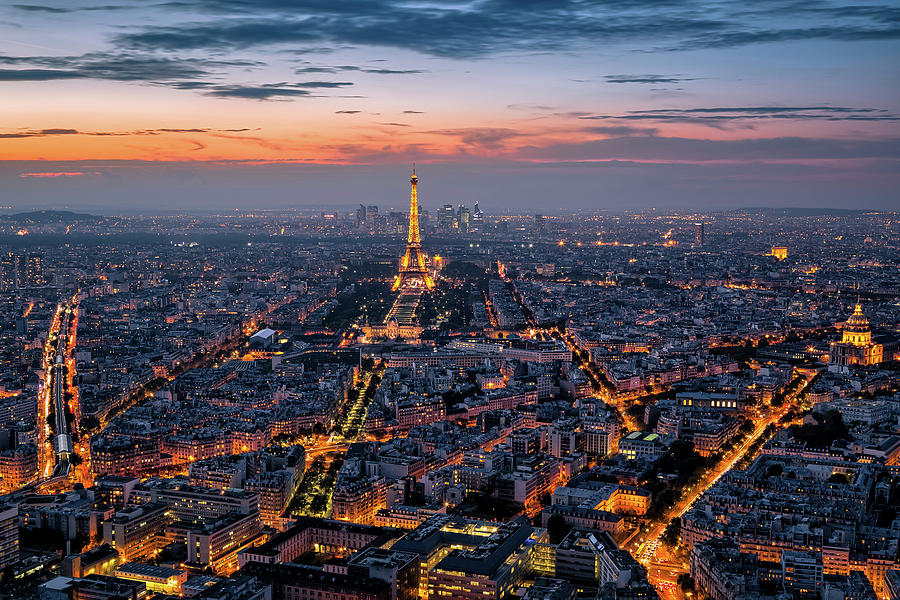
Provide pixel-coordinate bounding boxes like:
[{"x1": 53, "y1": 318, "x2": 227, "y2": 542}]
[{"x1": 394, "y1": 168, "x2": 434, "y2": 290}]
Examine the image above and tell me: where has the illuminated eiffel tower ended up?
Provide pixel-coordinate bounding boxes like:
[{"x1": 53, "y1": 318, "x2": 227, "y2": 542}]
[{"x1": 393, "y1": 167, "x2": 434, "y2": 290}]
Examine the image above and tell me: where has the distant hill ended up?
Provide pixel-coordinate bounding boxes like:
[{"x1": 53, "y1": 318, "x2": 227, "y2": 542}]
[
  {"x1": 0, "y1": 210, "x2": 102, "y2": 223},
  {"x1": 731, "y1": 207, "x2": 872, "y2": 217}
]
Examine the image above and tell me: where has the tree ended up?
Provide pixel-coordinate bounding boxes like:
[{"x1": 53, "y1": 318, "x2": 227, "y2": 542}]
[
  {"x1": 791, "y1": 410, "x2": 850, "y2": 447},
  {"x1": 677, "y1": 573, "x2": 695, "y2": 593},
  {"x1": 877, "y1": 506, "x2": 896, "y2": 528},
  {"x1": 546, "y1": 513, "x2": 572, "y2": 544},
  {"x1": 310, "y1": 495, "x2": 328, "y2": 514},
  {"x1": 80, "y1": 414, "x2": 100, "y2": 432},
  {"x1": 662, "y1": 518, "x2": 681, "y2": 546}
]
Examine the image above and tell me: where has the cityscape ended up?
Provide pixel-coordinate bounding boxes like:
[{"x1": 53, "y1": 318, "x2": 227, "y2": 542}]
[
  {"x1": 2, "y1": 1, "x2": 900, "y2": 600},
  {"x1": 0, "y1": 178, "x2": 897, "y2": 600}
]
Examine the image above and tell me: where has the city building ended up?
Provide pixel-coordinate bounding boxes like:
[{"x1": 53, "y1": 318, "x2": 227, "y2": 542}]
[
  {"x1": 830, "y1": 302, "x2": 884, "y2": 367},
  {"x1": 0, "y1": 505, "x2": 18, "y2": 570},
  {"x1": 619, "y1": 431, "x2": 666, "y2": 460},
  {"x1": 101, "y1": 503, "x2": 168, "y2": 561}
]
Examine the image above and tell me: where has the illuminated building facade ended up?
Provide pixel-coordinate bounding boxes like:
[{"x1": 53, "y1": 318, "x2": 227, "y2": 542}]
[
  {"x1": 16, "y1": 252, "x2": 44, "y2": 288},
  {"x1": 240, "y1": 561, "x2": 392, "y2": 600},
  {"x1": 0, "y1": 253, "x2": 15, "y2": 292},
  {"x1": 471, "y1": 202, "x2": 484, "y2": 231},
  {"x1": 0, "y1": 505, "x2": 18, "y2": 570},
  {"x1": 61, "y1": 544, "x2": 120, "y2": 578},
  {"x1": 332, "y1": 475, "x2": 389, "y2": 525},
  {"x1": 830, "y1": 302, "x2": 883, "y2": 367},
  {"x1": 91, "y1": 436, "x2": 161, "y2": 477},
  {"x1": 187, "y1": 512, "x2": 262, "y2": 574},
  {"x1": 457, "y1": 204, "x2": 470, "y2": 233},
  {"x1": 102, "y1": 503, "x2": 168, "y2": 561},
  {"x1": 114, "y1": 563, "x2": 188, "y2": 596},
  {"x1": 394, "y1": 169, "x2": 434, "y2": 291},
  {"x1": 618, "y1": 431, "x2": 666, "y2": 460},
  {"x1": 0, "y1": 444, "x2": 38, "y2": 490},
  {"x1": 392, "y1": 515, "x2": 544, "y2": 600}
]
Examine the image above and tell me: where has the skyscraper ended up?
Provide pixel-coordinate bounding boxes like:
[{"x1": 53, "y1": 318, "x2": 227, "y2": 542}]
[
  {"x1": 393, "y1": 169, "x2": 434, "y2": 290},
  {"x1": 17, "y1": 253, "x2": 43, "y2": 288},
  {"x1": 0, "y1": 253, "x2": 16, "y2": 292},
  {"x1": 438, "y1": 204, "x2": 455, "y2": 232},
  {"x1": 366, "y1": 205, "x2": 379, "y2": 232},
  {"x1": 471, "y1": 202, "x2": 484, "y2": 232},
  {"x1": 695, "y1": 222, "x2": 705, "y2": 247},
  {"x1": 457, "y1": 205, "x2": 470, "y2": 233}
]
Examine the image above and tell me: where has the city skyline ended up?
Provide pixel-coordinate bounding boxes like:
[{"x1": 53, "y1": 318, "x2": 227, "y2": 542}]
[{"x1": 1, "y1": 1, "x2": 899, "y2": 210}]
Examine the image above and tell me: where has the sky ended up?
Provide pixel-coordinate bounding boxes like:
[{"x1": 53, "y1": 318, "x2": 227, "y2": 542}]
[{"x1": 1, "y1": 0, "x2": 899, "y2": 212}]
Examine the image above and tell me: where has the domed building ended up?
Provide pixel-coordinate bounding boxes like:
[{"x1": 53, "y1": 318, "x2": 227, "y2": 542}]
[{"x1": 829, "y1": 302, "x2": 883, "y2": 367}]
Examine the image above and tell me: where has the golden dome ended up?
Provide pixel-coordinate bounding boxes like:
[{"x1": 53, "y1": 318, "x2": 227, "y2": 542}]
[
  {"x1": 841, "y1": 302, "x2": 872, "y2": 346},
  {"x1": 844, "y1": 303, "x2": 870, "y2": 332}
]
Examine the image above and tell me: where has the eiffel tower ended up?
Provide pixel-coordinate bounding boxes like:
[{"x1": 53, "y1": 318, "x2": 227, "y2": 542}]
[{"x1": 393, "y1": 168, "x2": 434, "y2": 290}]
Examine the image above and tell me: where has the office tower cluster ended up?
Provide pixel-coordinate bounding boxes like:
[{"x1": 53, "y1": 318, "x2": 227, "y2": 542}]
[{"x1": 1, "y1": 252, "x2": 45, "y2": 290}]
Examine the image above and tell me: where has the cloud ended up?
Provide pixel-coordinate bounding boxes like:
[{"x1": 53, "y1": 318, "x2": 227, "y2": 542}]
[
  {"x1": 605, "y1": 74, "x2": 695, "y2": 84},
  {"x1": 8, "y1": 1, "x2": 896, "y2": 111},
  {"x1": 403, "y1": 110, "x2": 424, "y2": 114},
  {"x1": 508, "y1": 104, "x2": 556, "y2": 112},
  {"x1": 11, "y1": 4, "x2": 70, "y2": 12},
  {"x1": 667, "y1": 24, "x2": 900, "y2": 52},
  {"x1": 111, "y1": 0, "x2": 900, "y2": 59},
  {"x1": 0, "y1": 69, "x2": 86, "y2": 81},
  {"x1": 202, "y1": 81, "x2": 352, "y2": 99},
  {"x1": 578, "y1": 106, "x2": 900, "y2": 126},
  {"x1": 39, "y1": 128, "x2": 79, "y2": 135},
  {"x1": 428, "y1": 127, "x2": 529, "y2": 151},
  {"x1": 151, "y1": 127, "x2": 252, "y2": 133},
  {"x1": 1, "y1": 128, "x2": 80, "y2": 138},
  {"x1": 295, "y1": 65, "x2": 425, "y2": 75},
  {"x1": 335, "y1": 110, "x2": 361, "y2": 114},
  {"x1": 583, "y1": 125, "x2": 658, "y2": 137},
  {"x1": 0, "y1": 126, "x2": 256, "y2": 138},
  {"x1": 203, "y1": 85, "x2": 311, "y2": 99},
  {"x1": 0, "y1": 52, "x2": 263, "y2": 83},
  {"x1": 633, "y1": 106, "x2": 890, "y2": 115},
  {"x1": 519, "y1": 135, "x2": 900, "y2": 163},
  {"x1": 19, "y1": 171, "x2": 101, "y2": 178},
  {"x1": 12, "y1": 3, "x2": 129, "y2": 12},
  {"x1": 362, "y1": 68, "x2": 425, "y2": 75}
]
